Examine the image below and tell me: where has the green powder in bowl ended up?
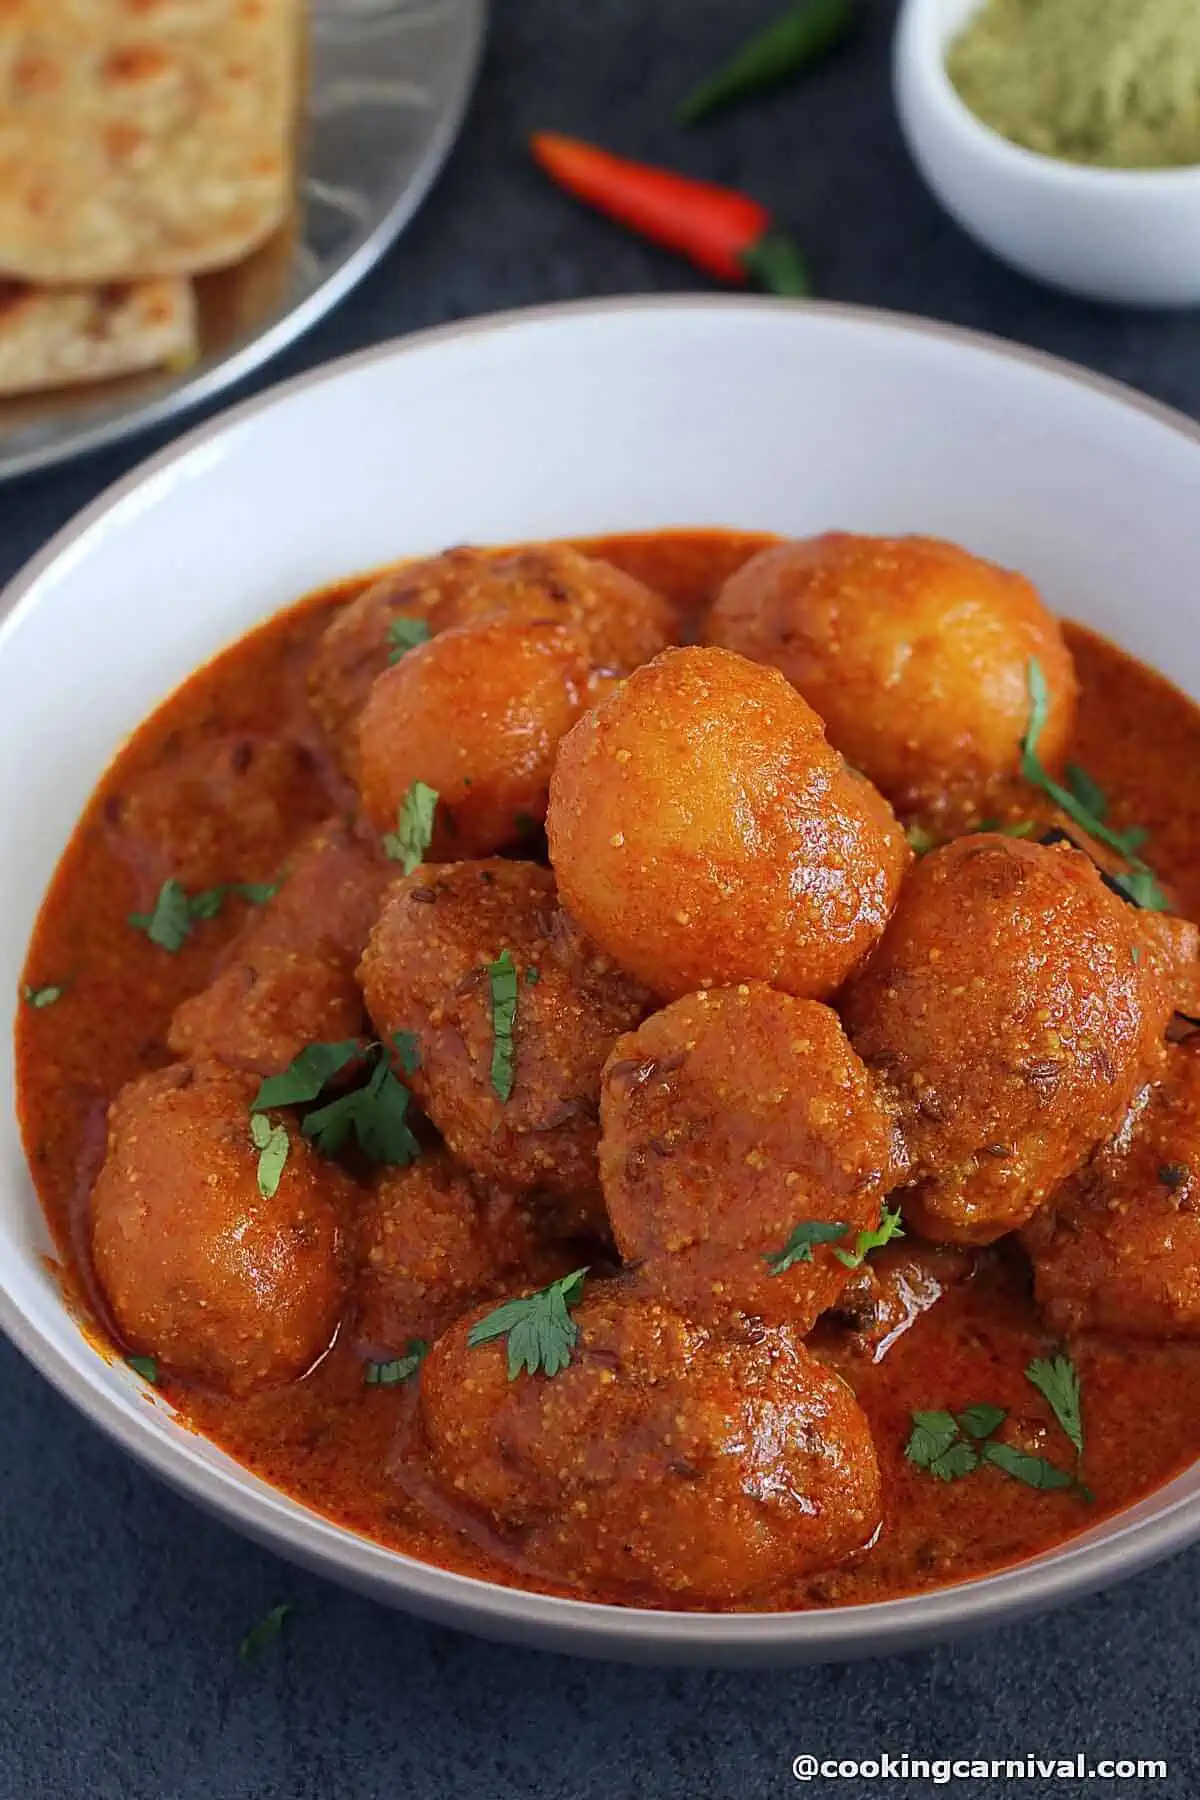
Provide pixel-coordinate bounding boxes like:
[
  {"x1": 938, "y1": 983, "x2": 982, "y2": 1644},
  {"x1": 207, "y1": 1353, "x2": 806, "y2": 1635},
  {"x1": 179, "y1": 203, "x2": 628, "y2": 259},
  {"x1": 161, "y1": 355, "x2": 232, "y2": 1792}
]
[{"x1": 946, "y1": 0, "x2": 1200, "y2": 168}]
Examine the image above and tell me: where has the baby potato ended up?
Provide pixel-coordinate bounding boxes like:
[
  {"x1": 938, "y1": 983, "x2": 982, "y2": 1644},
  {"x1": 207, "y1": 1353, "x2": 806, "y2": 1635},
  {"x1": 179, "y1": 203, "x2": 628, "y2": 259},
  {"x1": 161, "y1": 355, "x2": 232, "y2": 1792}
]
[
  {"x1": 308, "y1": 542, "x2": 675, "y2": 776},
  {"x1": 706, "y1": 533, "x2": 1078, "y2": 819},
  {"x1": 600, "y1": 986, "x2": 904, "y2": 1329},
  {"x1": 358, "y1": 860, "x2": 651, "y2": 1231},
  {"x1": 358, "y1": 615, "x2": 593, "y2": 857},
  {"x1": 842, "y1": 833, "x2": 1176, "y2": 1245},
  {"x1": 1023, "y1": 1046, "x2": 1200, "y2": 1340},
  {"x1": 546, "y1": 645, "x2": 909, "y2": 1001},
  {"x1": 91, "y1": 1064, "x2": 351, "y2": 1396},
  {"x1": 421, "y1": 1282, "x2": 881, "y2": 1606}
]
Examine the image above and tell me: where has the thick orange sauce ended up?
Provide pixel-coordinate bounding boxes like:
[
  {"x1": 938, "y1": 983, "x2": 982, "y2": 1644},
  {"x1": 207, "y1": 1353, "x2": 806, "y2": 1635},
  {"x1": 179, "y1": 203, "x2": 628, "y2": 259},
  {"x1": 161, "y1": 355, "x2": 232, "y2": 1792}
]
[{"x1": 16, "y1": 530, "x2": 1200, "y2": 1611}]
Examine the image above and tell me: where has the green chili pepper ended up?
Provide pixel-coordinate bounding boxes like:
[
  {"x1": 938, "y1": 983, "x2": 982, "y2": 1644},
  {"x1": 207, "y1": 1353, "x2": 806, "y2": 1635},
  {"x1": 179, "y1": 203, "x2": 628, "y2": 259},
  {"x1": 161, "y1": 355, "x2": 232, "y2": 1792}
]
[{"x1": 678, "y1": 0, "x2": 857, "y2": 127}]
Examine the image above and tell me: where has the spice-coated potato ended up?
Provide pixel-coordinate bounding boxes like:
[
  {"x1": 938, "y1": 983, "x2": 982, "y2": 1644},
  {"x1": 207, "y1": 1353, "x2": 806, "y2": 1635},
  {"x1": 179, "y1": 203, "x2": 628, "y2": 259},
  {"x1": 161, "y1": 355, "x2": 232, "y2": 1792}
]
[
  {"x1": 420, "y1": 1281, "x2": 881, "y2": 1605},
  {"x1": 600, "y1": 986, "x2": 904, "y2": 1329},
  {"x1": 358, "y1": 861, "x2": 651, "y2": 1231},
  {"x1": 111, "y1": 733, "x2": 327, "y2": 892},
  {"x1": 545, "y1": 645, "x2": 910, "y2": 1001},
  {"x1": 166, "y1": 820, "x2": 388, "y2": 1076},
  {"x1": 706, "y1": 533, "x2": 1078, "y2": 820},
  {"x1": 353, "y1": 1150, "x2": 569, "y2": 1356},
  {"x1": 1023, "y1": 1046, "x2": 1200, "y2": 1339},
  {"x1": 308, "y1": 543, "x2": 674, "y2": 776},
  {"x1": 357, "y1": 615, "x2": 593, "y2": 857},
  {"x1": 167, "y1": 946, "x2": 364, "y2": 1078},
  {"x1": 90, "y1": 1064, "x2": 351, "y2": 1396},
  {"x1": 842, "y1": 834, "x2": 1176, "y2": 1245}
]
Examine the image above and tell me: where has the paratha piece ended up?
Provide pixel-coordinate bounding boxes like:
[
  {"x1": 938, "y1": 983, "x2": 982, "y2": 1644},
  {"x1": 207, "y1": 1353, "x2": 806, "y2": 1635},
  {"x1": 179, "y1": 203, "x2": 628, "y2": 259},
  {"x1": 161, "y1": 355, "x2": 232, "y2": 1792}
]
[
  {"x1": 0, "y1": 278, "x2": 197, "y2": 397},
  {"x1": 0, "y1": 0, "x2": 301, "y2": 282}
]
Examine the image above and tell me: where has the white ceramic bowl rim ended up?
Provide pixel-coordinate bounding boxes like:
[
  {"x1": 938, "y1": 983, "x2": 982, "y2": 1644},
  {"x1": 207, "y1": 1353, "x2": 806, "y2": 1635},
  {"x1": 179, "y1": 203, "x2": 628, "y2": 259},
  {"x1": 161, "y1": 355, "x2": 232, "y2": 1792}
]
[
  {"x1": 7, "y1": 295, "x2": 1200, "y2": 1661},
  {"x1": 908, "y1": 0, "x2": 1200, "y2": 190}
]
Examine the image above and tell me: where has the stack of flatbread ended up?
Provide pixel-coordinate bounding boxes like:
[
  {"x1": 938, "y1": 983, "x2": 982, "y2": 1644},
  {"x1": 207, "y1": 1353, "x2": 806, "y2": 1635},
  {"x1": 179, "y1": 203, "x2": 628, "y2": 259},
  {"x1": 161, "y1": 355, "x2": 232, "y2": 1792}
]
[{"x1": 0, "y1": 0, "x2": 302, "y2": 400}]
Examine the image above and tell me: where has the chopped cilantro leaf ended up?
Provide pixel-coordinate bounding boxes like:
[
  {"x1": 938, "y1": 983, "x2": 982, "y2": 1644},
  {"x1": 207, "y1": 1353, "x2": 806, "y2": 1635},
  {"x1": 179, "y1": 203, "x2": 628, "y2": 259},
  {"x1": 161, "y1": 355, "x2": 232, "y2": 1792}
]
[
  {"x1": 22, "y1": 983, "x2": 63, "y2": 1009},
  {"x1": 239, "y1": 1603, "x2": 291, "y2": 1663},
  {"x1": 302, "y1": 1060, "x2": 420, "y2": 1166},
  {"x1": 251, "y1": 1039, "x2": 362, "y2": 1111},
  {"x1": 905, "y1": 1410, "x2": 961, "y2": 1469},
  {"x1": 129, "y1": 878, "x2": 192, "y2": 951},
  {"x1": 387, "y1": 616, "x2": 432, "y2": 662},
  {"x1": 981, "y1": 1441, "x2": 1079, "y2": 1493},
  {"x1": 905, "y1": 824, "x2": 936, "y2": 856},
  {"x1": 250, "y1": 1114, "x2": 289, "y2": 1198},
  {"x1": 487, "y1": 949, "x2": 520, "y2": 1101},
  {"x1": 525, "y1": 966, "x2": 540, "y2": 986},
  {"x1": 833, "y1": 1204, "x2": 905, "y2": 1269},
  {"x1": 1066, "y1": 762, "x2": 1108, "y2": 818},
  {"x1": 468, "y1": 1269, "x2": 588, "y2": 1380},
  {"x1": 383, "y1": 780, "x2": 438, "y2": 874},
  {"x1": 130, "y1": 877, "x2": 277, "y2": 951},
  {"x1": 127, "y1": 1354, "x2": 158, "y2": 1383},
  {"x1": 1025, "y1": 1353, "x2": 1084, "y2": 1457},
  {"x1": 1022, "y1": 662, "x2": 1166, "y2": 909},
  {"x1": 764, "y1": 1218, "x2": 849, "y2": 1276},
  {"x1": 364, "y1": 1341, "x2": 428, "y2": 1386},
  {"x1": 392, "y1": 1030, "x2": 422, "y2": 1077},
  {"x1": 957, "y1": 1402, "x2": 1007, "y2": 1441}
]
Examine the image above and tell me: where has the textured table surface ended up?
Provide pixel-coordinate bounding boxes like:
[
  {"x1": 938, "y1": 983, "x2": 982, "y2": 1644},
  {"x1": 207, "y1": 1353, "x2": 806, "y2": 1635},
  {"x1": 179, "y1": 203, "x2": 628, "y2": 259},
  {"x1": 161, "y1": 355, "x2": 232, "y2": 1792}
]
[{"x1": 3, "y1": 3, "x2": 1199, "y2": 1796}]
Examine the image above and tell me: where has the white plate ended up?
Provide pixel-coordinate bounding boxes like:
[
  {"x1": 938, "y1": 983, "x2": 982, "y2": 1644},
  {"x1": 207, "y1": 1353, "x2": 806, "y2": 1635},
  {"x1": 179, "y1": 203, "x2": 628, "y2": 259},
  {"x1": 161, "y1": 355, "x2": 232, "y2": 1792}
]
[
  {"x1": 4, "y1": 297, "x2": 1200, "y2": 1665},
  {"x1": 0, "y1": 0, "x2": 486, "y2": 483}
]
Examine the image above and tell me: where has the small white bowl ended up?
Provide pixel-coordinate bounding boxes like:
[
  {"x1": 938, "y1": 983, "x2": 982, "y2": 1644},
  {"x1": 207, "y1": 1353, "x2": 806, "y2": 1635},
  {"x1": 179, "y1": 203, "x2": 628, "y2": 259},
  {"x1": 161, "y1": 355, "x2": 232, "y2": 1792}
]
[{"x1": 894, "y1": 0, "x2": 1200, "y2": 307}]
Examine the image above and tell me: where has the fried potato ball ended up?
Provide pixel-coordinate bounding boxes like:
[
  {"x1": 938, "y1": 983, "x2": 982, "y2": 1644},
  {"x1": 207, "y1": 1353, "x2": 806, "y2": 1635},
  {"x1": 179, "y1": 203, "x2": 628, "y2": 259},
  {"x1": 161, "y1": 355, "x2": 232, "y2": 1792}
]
[
  {"x1": 420, "y1": 1282, "x2": 881, "y2": 1605},
  {"x1": 91, "y1": 1064, "x2": 351, "y2": 1395},
  {"x1": 165, "y1": 820, "x2": 388, "y2": 1077},
  {"x1": 546, "y1": 645, "x2": 910, "y2": 1002},
  {"x1": 358, "y1": 861, "x2": 651, "y2": 1230},
  {"x1": 109, "y1": 733, "x2": 327, "y2": 891},
  {"x1": 842, "y1": 834, "x2": 1175, "y2": 1245},
  {"x1": 1023, "y1": 1047, "x2": 1200, "y2": 1339},
  {"x1": 308, "y1": 543, "x2": 674, "y2": 775},
  {"x1": 353, "y1": 1151, "x2": 569, "y2": 1355},
  {"x1": 167, "y1": 947, "x2": 364, "y2": 1078},
  {"x1": 237, "y1": 818, "x2": 392, "y2": 966},
  {"x1": 706, "y1": 533, "x2": 1078, "y2": 819},
  {"x1": 599, "y1": 986, "x2": 904, "y2": 1329},
  {"x1": 358, "y1": 615, "x2": 593, "y2": 857}
]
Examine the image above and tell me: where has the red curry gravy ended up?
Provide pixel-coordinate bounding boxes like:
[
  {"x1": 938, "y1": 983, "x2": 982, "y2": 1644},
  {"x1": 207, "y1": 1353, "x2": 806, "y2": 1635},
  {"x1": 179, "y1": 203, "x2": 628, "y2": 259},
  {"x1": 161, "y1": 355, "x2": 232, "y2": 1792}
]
[{"x1": 17, "y1": 529, "x2": 1200, "y2": 1612}]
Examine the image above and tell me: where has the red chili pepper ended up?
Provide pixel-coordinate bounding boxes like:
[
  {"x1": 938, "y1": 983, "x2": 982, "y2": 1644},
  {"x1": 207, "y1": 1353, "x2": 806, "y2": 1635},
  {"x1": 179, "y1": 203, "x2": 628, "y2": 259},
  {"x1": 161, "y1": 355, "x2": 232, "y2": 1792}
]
[{"x1": 530, "y1": 132, "x2": 811, "y2": 297}]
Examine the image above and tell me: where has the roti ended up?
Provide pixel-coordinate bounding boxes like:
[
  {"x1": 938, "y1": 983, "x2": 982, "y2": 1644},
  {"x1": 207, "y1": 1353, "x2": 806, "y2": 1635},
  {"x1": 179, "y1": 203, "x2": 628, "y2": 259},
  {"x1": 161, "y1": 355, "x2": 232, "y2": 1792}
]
[
  {"x1": 0, "y1": 278, "x2": 197, "y2": 396},
  {"x1": 0, "y1": 1, "x2": 301, "y2": 282}
]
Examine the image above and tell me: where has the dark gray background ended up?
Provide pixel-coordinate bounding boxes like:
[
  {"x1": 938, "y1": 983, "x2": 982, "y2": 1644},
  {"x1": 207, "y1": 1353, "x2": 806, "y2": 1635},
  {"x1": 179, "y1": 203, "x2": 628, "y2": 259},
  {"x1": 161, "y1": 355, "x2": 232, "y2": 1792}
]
[{"x1": 2, "y1": 2, "x2": 1197, "y2": 1795}]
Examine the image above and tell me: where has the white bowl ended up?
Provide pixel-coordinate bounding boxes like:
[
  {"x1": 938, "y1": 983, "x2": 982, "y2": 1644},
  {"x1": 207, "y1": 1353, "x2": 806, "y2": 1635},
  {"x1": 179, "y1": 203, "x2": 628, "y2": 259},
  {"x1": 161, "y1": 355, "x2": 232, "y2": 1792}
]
[
  {"x1": 6, "y1": 297, "x2": 1200, "y2": 1665},
  {"x1": 894, "y1": 0, "x2": 1200, "y2": 307}
]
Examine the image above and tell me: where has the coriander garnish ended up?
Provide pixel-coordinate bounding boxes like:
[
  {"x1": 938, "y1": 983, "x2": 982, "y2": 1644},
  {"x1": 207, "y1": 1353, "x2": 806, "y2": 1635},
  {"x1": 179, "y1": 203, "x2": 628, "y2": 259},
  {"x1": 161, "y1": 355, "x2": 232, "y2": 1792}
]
[
  {"x1": 487, "y1": 949, "x2": 519, "y2": 1101},
  {"x1": 251, "y1": 1038, "x2": 420, "y2": 1168},
  {"x1": 364, "y1": 1340, "x2": 428, "y2": 1386},
  {"x1": 127, "y1": 1354, "x2": 158, "y2": 1384},
  {"x1": 905, "y1": 1352, "x2": 1091, "y2": 1498},
  {"x1": 383, "y1": 780, "x2": 438, "y2": 873},
  {"x1": 387, "y1": 617, "x2": 431, "y2": 662},
  {"x1": 239, "y1": 1603, "x2": 291, "y2": 1663},
  {"x1": 129, "y1": 876, "x2": 277, "y2": 952},
  {"x1": 468, "y1": 1268, "x2": 588, "y2": 1380},
  {"x1": 833, "y1": 1204, "x2": 905, "y2": 1269},
  {"x1": 250, "y1": 1114, "x2": 289, "y2": 1198},
  {"x1": 303, "y1": 1057, "x2": 419, "y2": 1165},
  {"x1": 252, "y1": 1039, "x2": 362, "y2": 1111},
  {"x1": 392, "y1": 1029, "x2": 422, "y2": 1077},
  {"x1": 764, "y1": 1218, "x2": 850, "y2": 1276},
  {"x1": 1022, "y1": 661, "x2": 1167, "y2": 910},
  {"x1": 22, "y1": 983, "x2": 63, "y2": 1009},
  {"x1": 905, "y1": 824, "x2": 937, "y2": 856}
]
